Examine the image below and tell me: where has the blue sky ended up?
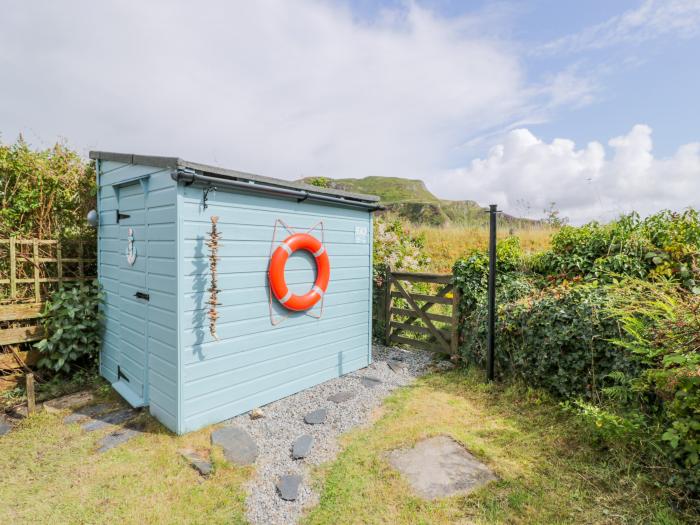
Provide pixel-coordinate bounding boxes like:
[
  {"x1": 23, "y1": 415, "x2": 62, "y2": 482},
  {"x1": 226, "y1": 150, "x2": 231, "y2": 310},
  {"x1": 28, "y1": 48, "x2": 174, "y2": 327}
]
[{"x1": 1, "y1": 0, "x2": 699, "y2": 223}]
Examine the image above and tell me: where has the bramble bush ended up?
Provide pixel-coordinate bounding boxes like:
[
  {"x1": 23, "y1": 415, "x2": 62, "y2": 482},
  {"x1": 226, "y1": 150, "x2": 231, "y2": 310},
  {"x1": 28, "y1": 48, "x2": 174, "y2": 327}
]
[{"x1": 454, "y1": 209, "x2": 700, "y2": 501}]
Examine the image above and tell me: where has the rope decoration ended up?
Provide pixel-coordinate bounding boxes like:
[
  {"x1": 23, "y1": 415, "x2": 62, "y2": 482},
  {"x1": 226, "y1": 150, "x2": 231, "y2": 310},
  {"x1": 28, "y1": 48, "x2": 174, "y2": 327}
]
[{"x1": 207, "y1": 216, "x2": 221, "y2": 340}]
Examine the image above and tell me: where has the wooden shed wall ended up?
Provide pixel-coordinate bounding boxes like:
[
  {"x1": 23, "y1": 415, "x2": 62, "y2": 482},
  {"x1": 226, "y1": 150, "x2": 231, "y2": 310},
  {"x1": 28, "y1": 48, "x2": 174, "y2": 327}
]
[
  {"x1": 97, "y1": 161, "x2": 179, "y2": 431},
  {"x1": 179, "y1": 185, "x2": 373, "y2": 432}
]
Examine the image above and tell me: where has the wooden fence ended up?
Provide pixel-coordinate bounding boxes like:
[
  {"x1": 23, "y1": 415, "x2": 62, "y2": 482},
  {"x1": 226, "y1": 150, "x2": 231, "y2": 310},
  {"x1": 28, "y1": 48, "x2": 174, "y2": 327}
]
[
  {"x1": 383, "y1": 269, "x2": 460, "y2": 356},
  {"x1": 0, "y1": 237, "x2": 96, "y2": 390}
]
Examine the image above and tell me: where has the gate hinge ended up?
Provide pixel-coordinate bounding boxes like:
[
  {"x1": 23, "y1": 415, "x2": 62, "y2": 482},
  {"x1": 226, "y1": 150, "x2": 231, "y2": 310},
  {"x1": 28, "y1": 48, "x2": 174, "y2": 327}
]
[
  {"x1": 116, "y1": 210, "x2": 131, "y2": 223},
  {"x1": 117, "y1": 365, "x2": 130, "y2": 383}
]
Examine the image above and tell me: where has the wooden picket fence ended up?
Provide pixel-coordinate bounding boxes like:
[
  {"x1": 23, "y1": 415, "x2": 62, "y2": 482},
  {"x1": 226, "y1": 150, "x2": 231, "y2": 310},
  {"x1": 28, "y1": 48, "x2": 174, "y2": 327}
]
[
  {"x1": 0, "y1": 237, "x2": 96, "y2": 390},
  {"x1": 383, "y1": 269, "x2": 460, "y2": 356}
]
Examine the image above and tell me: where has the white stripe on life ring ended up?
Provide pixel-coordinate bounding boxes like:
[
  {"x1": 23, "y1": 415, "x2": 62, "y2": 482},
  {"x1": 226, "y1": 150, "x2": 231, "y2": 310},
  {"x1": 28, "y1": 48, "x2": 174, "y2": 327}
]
[
  {"x1": 312, "y1": 285, "x2": 325, "y2": 297},
  {"x1": 279, "y1": 242, "x2": 292, "y2": 255},
  {"x1": 279, "y1": 290, "x2": 293, "y2": 304},
  {"x1": 313, "y1": 246, "x2": 325, "y2": 258}
]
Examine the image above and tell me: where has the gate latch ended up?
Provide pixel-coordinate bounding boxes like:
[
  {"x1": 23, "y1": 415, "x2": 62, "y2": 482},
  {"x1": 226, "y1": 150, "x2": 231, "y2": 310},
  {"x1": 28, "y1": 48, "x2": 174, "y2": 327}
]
[{"x1": 134, "y1": 291, "x2": 150, "y2": 301}]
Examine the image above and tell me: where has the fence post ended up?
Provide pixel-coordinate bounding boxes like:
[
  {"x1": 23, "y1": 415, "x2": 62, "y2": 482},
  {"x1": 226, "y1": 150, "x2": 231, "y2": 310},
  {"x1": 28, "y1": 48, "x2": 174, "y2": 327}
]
[
  {"x1": 450, "y1": 282, "x2": 461, "y2": 357},
  {"x1": 487, "y1": 204, "x2": 498, "y2": 381},
  {"x1": 56, "y1": 241, "x2": 63, "y2": 287},
  {"x1": 9, "y1": 236, "x2": 16, "y2": 300},
  {"x1": 384, "y1": 266, "x2": 392, "y2": 346},
  {"x1": 33, "y1": 239, "x2": 40, "y2": 303},
  {"x1": 26, "y1": 373, "x2": 36, "y2": 414}
]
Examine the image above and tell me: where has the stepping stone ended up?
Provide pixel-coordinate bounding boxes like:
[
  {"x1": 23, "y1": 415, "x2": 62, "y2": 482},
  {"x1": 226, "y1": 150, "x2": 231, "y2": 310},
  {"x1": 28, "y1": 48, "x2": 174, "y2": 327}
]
[
  {"x1": 211, "y1": 426, "x2": 258, "y2": 466},
  {"x1": 276, "y1": 474, "x2": 302, "y2": 501},
  {"x1": 0, "y1": 418, "x2": 12, "y2": 437},
  {"x1": 387, "y1": 360, "x2": 407, "y2": 373},
  {"x1": 44, "y1": 390, "x2": 95, "y2": 414},
  {"x1": 327, "y1": 391, "x2": 355, "y2": 404},
  {"x1": 292, "y1": 435, "x2": 314, "y2": 459},
  {"x1": 303, "y1": 408, "x2": 327, "y2": 425},
  {"x1": 361, "y1": 376, "x2": 382, "y2": 388},
  {"x1": 81, "y1": 408, "x2": 137, "y2": 432},
  {"x1": 387, "y1": 436, "x2": 497, "y2": 500},
  {"x1": 179, "y1": 448, "x2": 213, "y2": 477},
  {"x1": 96, "y1": 422, "x2": 145, "y2": 453},
  {"x1": 63, "y1": 403, "x2": 115, "y2": 424}
]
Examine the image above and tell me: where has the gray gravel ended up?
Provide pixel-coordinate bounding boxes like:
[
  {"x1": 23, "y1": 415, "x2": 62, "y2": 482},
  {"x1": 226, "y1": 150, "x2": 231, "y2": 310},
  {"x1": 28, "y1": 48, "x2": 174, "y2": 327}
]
[{"x1": 229, "y1": 344, "x2": 433, "y2": 525}]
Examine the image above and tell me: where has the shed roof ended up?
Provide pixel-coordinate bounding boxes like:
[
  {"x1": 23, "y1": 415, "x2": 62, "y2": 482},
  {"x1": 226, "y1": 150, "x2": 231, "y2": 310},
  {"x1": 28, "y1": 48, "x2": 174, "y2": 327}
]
[{"x1": 89, "y1": 151, "x2": 380, "y2": 203}]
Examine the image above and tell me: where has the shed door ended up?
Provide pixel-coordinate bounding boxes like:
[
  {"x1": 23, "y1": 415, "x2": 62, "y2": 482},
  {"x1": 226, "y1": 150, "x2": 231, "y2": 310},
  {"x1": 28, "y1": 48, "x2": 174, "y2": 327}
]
[{"x1": 114, "y1": 181, "x2": 149, "y2": 407}]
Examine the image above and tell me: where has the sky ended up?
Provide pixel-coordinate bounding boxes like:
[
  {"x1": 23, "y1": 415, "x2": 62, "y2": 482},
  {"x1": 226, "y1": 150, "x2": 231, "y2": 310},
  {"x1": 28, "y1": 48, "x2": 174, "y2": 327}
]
[{"x1": 1, "y1": 0, "x2": 699, "y2": 224}]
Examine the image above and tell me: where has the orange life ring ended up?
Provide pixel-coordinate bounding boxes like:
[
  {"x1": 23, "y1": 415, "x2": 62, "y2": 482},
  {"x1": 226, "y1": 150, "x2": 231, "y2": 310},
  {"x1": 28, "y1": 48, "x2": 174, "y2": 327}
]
[{"x1": 269, "y1": 233, "x2": 330, "y2": 311}]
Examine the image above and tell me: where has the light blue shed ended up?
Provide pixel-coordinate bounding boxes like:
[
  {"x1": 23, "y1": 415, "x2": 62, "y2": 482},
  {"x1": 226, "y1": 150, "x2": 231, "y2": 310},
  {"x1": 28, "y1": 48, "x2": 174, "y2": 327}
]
[{"x1": 90, "y1": 152, "x2": 380, "y2": 434}]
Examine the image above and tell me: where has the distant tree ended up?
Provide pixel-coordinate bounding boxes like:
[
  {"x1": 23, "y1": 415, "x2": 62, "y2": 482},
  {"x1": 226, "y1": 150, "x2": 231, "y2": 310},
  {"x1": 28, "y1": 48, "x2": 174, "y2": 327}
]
[
  {"x1": 305, "y1": 176, "x2": 331, "y2": 188},
  {"x1": 543, "y1": 201, "x2": 569, "y2": 227}
]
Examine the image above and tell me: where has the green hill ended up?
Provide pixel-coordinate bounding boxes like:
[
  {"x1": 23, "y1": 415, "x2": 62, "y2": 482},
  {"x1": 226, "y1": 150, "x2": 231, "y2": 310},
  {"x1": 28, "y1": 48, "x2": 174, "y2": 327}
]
[{"x1": 301, "y1": 175, "x2": 534, "y2": 228}]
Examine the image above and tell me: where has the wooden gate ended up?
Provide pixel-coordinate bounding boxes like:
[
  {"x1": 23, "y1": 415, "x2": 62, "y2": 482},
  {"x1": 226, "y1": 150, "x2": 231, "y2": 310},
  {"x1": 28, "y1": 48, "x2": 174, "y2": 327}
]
[{"x1": 383, "y1": 270, "x2": 460, "y2": 356}]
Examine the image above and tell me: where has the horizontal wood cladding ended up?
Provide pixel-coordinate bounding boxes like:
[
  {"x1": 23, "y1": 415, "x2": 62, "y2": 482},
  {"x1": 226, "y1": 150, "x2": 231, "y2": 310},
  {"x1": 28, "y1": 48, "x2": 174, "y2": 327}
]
[{"x1": 180, "y1": 185, "x2": 372, "y2": 428}]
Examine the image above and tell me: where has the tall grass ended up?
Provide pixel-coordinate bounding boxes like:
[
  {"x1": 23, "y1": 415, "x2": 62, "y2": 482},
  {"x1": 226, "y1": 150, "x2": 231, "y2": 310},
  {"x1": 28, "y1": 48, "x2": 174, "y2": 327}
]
[{"x1": 412, "y1": 225, "x2": 556, "y2": 273}]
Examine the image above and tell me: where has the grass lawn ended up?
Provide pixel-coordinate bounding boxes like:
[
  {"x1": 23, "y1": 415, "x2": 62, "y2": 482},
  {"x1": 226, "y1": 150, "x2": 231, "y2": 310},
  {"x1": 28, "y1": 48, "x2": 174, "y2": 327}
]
[
  {"x1": 2, "y1": 369, "x2": 695, "y2": 524},
  {"x1": 303, "y1": 368, "x2": 692, "y2": 525},
  {"x1": 0, "y1": 386, "x2": 250, "y2": 525}
]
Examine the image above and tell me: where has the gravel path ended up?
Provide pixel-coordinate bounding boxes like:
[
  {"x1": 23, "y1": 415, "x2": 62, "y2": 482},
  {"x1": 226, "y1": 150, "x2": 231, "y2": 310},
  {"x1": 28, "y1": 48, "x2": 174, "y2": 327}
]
[{"x1": 228, "y1": 344, "x2": 434, "y2": 525}]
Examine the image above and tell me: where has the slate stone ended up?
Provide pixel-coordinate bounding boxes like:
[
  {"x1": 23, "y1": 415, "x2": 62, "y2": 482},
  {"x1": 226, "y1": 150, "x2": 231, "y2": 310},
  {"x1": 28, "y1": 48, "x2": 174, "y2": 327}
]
[
  {"x1": 361, "y1": 376, "x2": 382, "y2": 388},
  {"x1": 387, "y1": 436, "x2": 497, "y2": 500},
  {"x1": 0, "y1": 420, "x2": 12, "y2": 436},
  {"x1": 327, "y1": 391, "x2": 355, "y2": 404},
  {"x1": 44, "y1": 390, "x2": 95, "y2": 414},
  {"x1": 292, "y1": 434, "x2": 314, "y2": 459},
  {"x1": 179, "y1": 449, "x2": 213, "y2": 477},
  {"x1": 276, "y1": 474, "x2": 303, "y2": 501},
  {"x1": 81, "y1": 408, "x2": 137, "y2": 432},
  {"x1": 96, "y1": 422, "x2": 145, "y2": 453},
  {"x1": 211, "y1": 426, "x2": 258, "y2": 466},
  {"x1": 387, "y1": 360, "x2": 407, "y2": 373},
  {"x1": 303, "y1": 408, "x2": 327, "y2": 425},
  {"x1": 64, "y1": 403, "x2": 115, "y2": 424}
]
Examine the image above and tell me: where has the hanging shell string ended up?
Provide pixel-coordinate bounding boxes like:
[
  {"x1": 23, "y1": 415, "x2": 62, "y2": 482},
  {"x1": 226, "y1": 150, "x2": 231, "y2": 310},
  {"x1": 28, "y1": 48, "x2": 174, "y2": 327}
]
[{"x1": 207, "y1": 216, "x2": 221, "y2": 340}]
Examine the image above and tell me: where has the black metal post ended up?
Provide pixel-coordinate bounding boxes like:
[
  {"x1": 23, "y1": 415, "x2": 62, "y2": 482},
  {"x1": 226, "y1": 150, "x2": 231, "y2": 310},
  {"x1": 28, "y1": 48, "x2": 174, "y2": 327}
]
[{"x1": 487, "y1": 204, "x2": 497, "y2": 381}]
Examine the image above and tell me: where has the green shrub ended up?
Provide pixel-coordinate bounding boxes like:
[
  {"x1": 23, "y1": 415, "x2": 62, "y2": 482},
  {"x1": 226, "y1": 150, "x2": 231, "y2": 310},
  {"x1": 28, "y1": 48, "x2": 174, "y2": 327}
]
[
  {"x1": 35, "y1": 280, "x2": 103, "y2": 373},
  {"x1": 605, "y1": 280, "x2": 700, "y2": 495},
  {"x1": 459, "y1": 282, "x2": 640, "y2": 399},
  {"x1": 0, "y1": 137, "x2": 96, "y2": 239},
  {"x1": 532, "y1": 210, "x2": 700, "y2": 291}
]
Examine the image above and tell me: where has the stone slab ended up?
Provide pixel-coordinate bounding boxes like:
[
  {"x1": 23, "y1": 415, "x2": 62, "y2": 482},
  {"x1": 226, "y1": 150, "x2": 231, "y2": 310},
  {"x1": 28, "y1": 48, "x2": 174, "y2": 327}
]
[
  {"x1": 292, "y1": 434, "x2": 314, "y2": 459},
  {"x1": 64, "y1": 403, "x2": 115, "y2": 424},
  {"x1": 327, "y1": 391, "x2": 355, "y2": 404},
  {"x1": 387, "y1": 435, "x2": 497, "y2": 500},
  {"x1": 211, "y1": 426, "x2": 258, "y2": 466},
  {"x1": 361, "y1": 376, "x2": 382, "y2": 388},
  {"x1": 0, "y1": 419, "x2": 11, "y2": 436},
  {"x1": 96, "y1": 422, "x2": 145, "y2": 453},
  {"x1": 387, "y1": 360, "x2": 407, "y2": 373},
  {"x1": 179, "y1": 448, "x2": 213, "y2": 477},
  {"x1": 303, "y1": 408, "x2": 327, "y2": 425},
  {"x1": 44, "y1": 390, "x2": 95, "y2": 413},
  {"x1": 81, "y1": 408, "x2": 138, "y2": 432},
  {"x1": 276, "y1": 474, "x2": 302, "y2": 501}
]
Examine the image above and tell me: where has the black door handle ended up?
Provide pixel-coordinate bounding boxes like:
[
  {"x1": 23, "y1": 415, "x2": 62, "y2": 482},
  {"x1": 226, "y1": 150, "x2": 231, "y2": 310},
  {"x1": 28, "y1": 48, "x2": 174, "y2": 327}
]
[{"x1": 134, "y1": 291, "x2": 150, "y2": 301}]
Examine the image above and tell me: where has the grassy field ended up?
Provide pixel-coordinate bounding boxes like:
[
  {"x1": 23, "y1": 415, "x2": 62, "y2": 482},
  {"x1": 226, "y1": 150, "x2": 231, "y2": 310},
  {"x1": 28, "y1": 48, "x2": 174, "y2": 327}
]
[
  {"x1": 413, "y1": 225, "x2": 556, "y2": 273},
  {"x1": 304, "y1": 369, "x2": 690, "y2": 525}
]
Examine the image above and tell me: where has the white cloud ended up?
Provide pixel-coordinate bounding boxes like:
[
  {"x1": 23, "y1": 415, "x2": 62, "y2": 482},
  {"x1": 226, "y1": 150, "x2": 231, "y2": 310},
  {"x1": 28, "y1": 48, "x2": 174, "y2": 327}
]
[
  {"x1": 0, "y1": 0, "x2": 555, "y2": 182},
  {"x1": 429, "y1": 125, "x2": 700, "y2": 224},
  {"x1": 539, "y1": 0, "x2": 700, "y2": 55}
]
